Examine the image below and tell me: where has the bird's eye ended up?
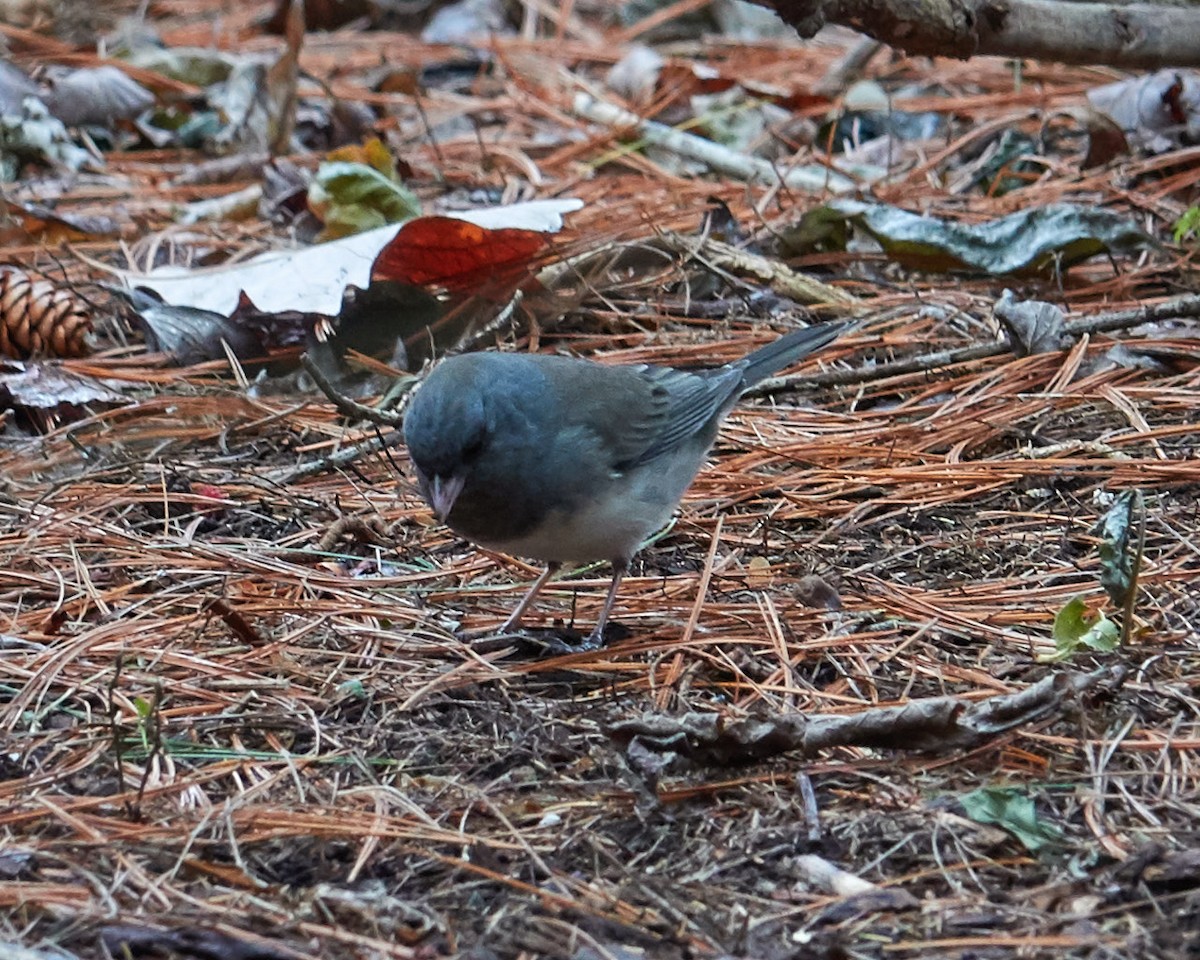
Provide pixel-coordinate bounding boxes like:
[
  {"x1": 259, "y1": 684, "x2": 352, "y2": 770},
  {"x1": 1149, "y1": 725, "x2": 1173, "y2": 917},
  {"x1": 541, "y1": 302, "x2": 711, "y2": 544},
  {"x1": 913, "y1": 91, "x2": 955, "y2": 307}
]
[{"x1": 462, "y1": 435, "x2": 486, "y2": 461}]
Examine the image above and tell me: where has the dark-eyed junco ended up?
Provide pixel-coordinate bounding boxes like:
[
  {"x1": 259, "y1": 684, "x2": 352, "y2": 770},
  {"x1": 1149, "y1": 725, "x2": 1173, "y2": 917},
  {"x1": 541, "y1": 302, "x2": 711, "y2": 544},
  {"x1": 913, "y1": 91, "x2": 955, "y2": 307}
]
[{"x1": 404, "y1": 322, "x2": 842, "y2": 648}]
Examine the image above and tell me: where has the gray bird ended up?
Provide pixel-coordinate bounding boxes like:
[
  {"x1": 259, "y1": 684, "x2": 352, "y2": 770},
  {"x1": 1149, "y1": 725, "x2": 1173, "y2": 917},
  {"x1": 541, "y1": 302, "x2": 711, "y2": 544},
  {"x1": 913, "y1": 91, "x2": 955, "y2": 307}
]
[{"x1": 403, "y1": 322, "x2": 842, "y2": 648}]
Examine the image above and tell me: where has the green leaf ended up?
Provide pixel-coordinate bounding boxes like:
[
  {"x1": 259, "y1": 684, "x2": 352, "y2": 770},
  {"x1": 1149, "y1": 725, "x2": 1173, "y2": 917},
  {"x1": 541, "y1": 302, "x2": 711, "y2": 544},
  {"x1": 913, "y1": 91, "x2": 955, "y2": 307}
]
[
  {"x1": 959, "y1": 786, "x2": 1064, "y2": 853},
  {"x1": 1041, "y1": 595, "x2": 1120, "y2": 662},
  {"x1": 134, "y1": 696, "x2": 153, "y2": 720},
  {"x1": 307, "y1": 161, "x2": 421, "y2": 240},
  {"x1": 1097, "y1": 490, "x2": 1141, "y2": 607},
  {"x1": 1174, "y1": 207, "x2": 1200, "y2": 246}
]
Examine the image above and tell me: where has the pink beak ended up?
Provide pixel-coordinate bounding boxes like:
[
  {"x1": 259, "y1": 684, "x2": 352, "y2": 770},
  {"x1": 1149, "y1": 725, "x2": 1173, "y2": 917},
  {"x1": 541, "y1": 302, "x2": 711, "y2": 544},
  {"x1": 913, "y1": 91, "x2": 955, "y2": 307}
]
[{"x1": 430, "y1": 473, "x2": 465, "y2": 521}]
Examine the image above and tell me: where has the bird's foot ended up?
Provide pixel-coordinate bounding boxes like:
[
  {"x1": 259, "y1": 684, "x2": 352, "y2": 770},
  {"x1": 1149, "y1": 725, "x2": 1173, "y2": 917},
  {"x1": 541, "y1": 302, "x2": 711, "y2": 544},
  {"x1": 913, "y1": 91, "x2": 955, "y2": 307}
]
[
  {"x1": 539, "y1": 620, "x2": 630, "y2": 654},
  {"x1": 463, "y1": 622, "x2": 628, "y2": 656},
  {"x1": 462, "y1": 628, "x2": 536, "y2": 654},
  {"x1": 542, "y1": 631, "x2": 602, "y2": 654}
]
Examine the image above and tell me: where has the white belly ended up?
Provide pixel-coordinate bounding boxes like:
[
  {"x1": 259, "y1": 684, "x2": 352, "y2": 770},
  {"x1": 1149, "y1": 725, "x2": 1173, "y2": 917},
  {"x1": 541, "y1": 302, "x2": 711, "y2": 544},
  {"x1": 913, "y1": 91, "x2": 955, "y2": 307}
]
[
  {"x1": 478, "y1": 492, "x2": 673, "y2": 563},
  {"x1": 475, "y1": 454, "x2": 705, "y2": 564}
]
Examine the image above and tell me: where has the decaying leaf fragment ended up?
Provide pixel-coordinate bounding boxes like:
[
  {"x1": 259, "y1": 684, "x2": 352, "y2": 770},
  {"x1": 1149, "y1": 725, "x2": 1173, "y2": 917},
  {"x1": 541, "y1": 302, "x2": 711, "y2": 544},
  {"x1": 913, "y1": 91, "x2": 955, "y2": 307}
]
[
  {"x1": 0, "y1": 99, "x2": 95, "y2": 177},
  {"x1": 1088, "y1": 70, "x2": 1200, "y2": 154},
  {"x1": 994, "y1": 289, "x2": 1069, "y2": 356},
  {"x1": 0, "y1": 359, "x2": 127, "y2": 434},
  {"x1": 108, "y1": 286, "x2": 266, "y2": 366},
  {"x1": 41, "y1": 65, "x2": 155, "y2": 127},
  {"x1": 308, "y1": 159, "x2": 420, "y2": 239}
]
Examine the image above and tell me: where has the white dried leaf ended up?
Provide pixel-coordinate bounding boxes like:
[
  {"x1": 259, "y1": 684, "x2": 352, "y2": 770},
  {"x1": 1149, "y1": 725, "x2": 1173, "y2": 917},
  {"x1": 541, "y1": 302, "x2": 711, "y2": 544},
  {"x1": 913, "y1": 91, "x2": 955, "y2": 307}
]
[{"x1": 43, "y1": 65, "x2": 155, "y2": 127}]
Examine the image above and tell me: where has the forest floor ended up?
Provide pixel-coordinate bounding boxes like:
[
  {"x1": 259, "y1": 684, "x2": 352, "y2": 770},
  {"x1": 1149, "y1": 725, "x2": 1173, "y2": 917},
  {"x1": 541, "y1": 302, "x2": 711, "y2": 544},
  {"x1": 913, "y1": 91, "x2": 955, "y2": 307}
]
[{"x1": 1, "y1": 1, "x2": 1199, "y2": 958}]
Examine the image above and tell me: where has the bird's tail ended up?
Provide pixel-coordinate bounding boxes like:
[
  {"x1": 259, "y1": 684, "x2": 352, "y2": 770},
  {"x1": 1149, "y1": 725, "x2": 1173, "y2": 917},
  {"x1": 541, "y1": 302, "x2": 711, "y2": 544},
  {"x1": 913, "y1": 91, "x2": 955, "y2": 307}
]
[{"x1": 738, "y1": 321, "x2": 844, "y2": 387}]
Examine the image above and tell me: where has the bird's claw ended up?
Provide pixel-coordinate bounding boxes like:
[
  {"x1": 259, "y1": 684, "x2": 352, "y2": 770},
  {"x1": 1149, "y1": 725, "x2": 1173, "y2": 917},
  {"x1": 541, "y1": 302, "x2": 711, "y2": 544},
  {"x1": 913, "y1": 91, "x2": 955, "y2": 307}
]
[
  {"x1": 541, "y1": 631, "x2": 605, "y2": 654},
  {"x1": 463, "y1": 624, "x2": 615, "y2": 655}
]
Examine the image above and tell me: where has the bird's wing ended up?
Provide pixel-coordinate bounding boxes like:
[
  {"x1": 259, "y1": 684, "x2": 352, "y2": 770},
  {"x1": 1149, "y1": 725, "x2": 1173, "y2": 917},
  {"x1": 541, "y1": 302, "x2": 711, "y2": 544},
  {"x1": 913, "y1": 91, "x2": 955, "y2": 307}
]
[{"x1": 613, "y1": 364, "x2": 746, "y2": 469}]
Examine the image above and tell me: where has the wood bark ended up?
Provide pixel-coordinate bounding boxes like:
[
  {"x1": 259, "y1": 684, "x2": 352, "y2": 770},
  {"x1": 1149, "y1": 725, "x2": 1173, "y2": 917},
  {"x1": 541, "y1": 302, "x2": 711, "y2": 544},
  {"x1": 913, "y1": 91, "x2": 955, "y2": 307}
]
[{"x1": 763, "y1": 0, "x2": 1200, "y2": 67}]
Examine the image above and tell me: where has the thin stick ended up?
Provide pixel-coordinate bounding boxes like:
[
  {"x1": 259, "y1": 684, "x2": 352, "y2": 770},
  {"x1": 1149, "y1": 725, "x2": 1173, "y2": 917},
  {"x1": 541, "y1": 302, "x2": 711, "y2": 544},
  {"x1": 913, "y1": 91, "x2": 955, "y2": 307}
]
[
  {"x1": 756, "y1": 293, "x2": 1200, "y2": 393},
  {"x1": 299, "y1": 352, "x2": 403, "y2": 429},
  {"x1": 679, "y1": 515, "x2": 724, "y2": 650}
]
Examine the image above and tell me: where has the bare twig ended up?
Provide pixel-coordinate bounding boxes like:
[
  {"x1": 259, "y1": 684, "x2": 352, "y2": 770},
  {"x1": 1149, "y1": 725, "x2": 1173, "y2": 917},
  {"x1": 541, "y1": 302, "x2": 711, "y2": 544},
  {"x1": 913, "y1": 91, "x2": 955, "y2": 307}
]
[
  {"x1": 656, "y1": 232, "x2": 862, "y2": 310},
  {"x1": 813, "y1": 37, "x2": 884, "y2": 98},
  {"x1": 759, "y1": 293, "x2": 1200, "y2": 392},
  {"x1": 299, "y1": 353, "x2": 404, "y2": 429},
  {"x1": 571, "y1": 91, "x2": 865, "y2": 193}
]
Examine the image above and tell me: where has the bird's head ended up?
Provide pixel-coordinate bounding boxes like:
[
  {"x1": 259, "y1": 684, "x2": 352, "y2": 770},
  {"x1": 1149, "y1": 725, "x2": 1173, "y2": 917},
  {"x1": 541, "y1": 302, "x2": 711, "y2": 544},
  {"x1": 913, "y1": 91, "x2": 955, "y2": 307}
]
[{"x1": 403, "y1": 359, "x2": 490, "y2": 521}]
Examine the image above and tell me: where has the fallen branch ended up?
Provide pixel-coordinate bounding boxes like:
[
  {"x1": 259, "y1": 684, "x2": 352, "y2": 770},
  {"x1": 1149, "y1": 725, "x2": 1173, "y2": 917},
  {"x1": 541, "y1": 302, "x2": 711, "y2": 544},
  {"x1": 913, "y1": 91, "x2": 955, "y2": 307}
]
[
  {"x1": 759, "y1": 0, "x2": 1200, "y2": 69},
  {"x1": 571, "y1": 91, "x2": 869, "y2": 193},
  {"x1": 756, "y1": 292, "x2": 1200, "y2": 393},
  {"x1": 608, "y1": 667, "x2": 1116, "y2": 768},
  {"x1": 656, "y1": 233, "x2": 861, "y2": 311}
]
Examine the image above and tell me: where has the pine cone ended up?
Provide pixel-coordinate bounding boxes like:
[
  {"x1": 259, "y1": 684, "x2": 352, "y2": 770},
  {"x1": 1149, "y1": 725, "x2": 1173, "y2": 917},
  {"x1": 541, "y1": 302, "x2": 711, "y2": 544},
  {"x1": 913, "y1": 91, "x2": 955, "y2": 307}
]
[{"x1": 0, "y1": 268, "x2": 93, "y2": 359}]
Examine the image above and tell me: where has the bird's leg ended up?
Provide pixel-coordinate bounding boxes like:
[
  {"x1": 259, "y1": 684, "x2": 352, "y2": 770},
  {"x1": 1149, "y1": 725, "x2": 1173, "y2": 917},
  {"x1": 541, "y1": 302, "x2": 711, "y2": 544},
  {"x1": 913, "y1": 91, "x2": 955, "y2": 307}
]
[
  {"x1": 579, "y1": 560, "x2": 628, "y2": 650},
  {"x1": 499, "y1": 562, "x2": 560, "y2": 633}
]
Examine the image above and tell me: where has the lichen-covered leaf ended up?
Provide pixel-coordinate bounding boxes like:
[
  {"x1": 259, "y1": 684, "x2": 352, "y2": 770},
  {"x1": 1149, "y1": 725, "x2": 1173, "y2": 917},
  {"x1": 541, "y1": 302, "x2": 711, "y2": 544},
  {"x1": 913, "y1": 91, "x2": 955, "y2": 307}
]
[
  {"x1": 785, "y1": 200, "x2": 1151, "y2": 276},
  {"x1": 1097, "y1": 490, "x2": 1142, "y2": 607}
]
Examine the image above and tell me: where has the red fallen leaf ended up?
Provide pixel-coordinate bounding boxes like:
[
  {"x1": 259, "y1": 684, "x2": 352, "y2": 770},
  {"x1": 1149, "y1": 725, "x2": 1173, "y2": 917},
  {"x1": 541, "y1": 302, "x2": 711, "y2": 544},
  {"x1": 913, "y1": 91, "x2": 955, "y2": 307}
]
[
  {"x1": 1161, "y1": 74, "x2": 1187, "y2": 125},
  {"x1": 659, "y1": 62, "x2": 738, "y2": 97},
  {"x1": 371, "y1": 216, "x2": 550, "y2": 295},
  {"x1": 768, "y1": 90, "x2": 834, "y2": 114},
  {"x1": 193, "y1": 483, "x2": 228, "y2": 501},
  {"x1": 655, "y1": 64, "x2": 831, "y2": 114},
  {"x1": 265, "y1": 0, "x2": 372, "y2": 32},
  {"x1": 192, "y1": 482, "x2": 230, "y2": 518}
]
